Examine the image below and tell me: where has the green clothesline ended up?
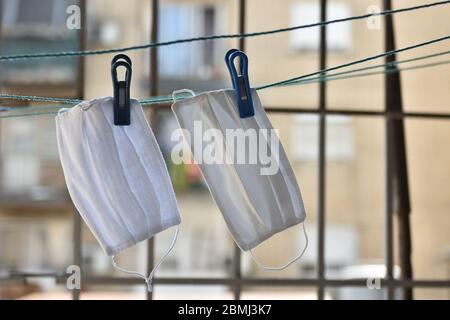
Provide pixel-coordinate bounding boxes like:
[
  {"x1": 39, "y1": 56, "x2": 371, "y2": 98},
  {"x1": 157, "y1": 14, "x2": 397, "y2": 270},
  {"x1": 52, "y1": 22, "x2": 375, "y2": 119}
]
[
  {"x1": 277, "y1": 50, "x2": 450, "y2": 87},
  {"x1": 254, "y1": 34, "x2": 450, "y2": 90},
  {"x1": 0, "y1": 0, "x2": 448, "y2": 62},
  {"x1": 1, "y1": 34, "x2": 449, "y2": 116},
  {"x1": 0, "y1": 1, "x2": 449, "y2": 119},
  {"x1": 1, "y1": 53, "x2": 449, "y2": 119}
]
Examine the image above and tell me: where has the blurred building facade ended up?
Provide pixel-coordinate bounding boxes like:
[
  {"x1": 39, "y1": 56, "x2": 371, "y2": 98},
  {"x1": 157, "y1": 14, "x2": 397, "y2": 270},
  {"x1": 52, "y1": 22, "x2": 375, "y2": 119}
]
[{"x1": 0, "y1": 0, "x2": 449, "y2": 299}]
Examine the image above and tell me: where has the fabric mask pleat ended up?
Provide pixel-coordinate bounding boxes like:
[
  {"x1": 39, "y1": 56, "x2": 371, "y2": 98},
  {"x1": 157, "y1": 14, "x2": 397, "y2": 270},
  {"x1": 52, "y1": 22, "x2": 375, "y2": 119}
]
[
  {"x1": 124, "y1": 101, "x2": 179, "y2": 228},
  {"x1": 249, "y1": 92, "x2": 297, "y2": 229},
  {"x1": 97, "y1": 101, "x2": 156, "y2": 235},
  {"x1": 57, "y1": 105, "x2": 125, "y2": 253},
  {"x1": 219, "y1": 91, "x2": 281, "y2": 231},
  {"x1": 81, "y1": 105, "x2": 138, "y2": 247},
  {"x1": 251, "y1": 91, "x2": 306, "y2": 221},
  {"x1": 199, "y1": 94, "x2": 264, "y2": 241},
  {"x1": 61, "y1": 107, "x2": 120, "y2": 250}
]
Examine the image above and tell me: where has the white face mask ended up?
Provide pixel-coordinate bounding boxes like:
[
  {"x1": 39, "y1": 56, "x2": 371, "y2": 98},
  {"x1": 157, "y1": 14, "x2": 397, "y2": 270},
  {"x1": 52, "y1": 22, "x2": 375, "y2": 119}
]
[
  {"x1": 56, "y1": 97, "x2": 180, "y2": 290},
  {"x1": 171, "y1": 89, "x2": 307, "y2": 270}
]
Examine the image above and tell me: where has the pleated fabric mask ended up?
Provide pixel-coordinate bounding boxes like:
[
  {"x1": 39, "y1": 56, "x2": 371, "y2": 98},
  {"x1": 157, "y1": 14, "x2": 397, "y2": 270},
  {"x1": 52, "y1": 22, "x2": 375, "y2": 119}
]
[
  {"x1": 171, "y1": 89, "x2": 307, "y2": 270},
  {"x1": 56, "y1": 97, "x2": 180, "y2": 290}
]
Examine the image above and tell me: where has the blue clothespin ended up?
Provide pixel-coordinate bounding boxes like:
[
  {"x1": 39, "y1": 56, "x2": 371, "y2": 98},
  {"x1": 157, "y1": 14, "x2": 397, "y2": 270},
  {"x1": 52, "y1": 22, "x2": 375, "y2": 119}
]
[
  {"x1": 225, "y1": 49, "x2": 254, "y2": 118},
  {"x1": 111, "y1": 54, "x2": 132, "y2": 126}
]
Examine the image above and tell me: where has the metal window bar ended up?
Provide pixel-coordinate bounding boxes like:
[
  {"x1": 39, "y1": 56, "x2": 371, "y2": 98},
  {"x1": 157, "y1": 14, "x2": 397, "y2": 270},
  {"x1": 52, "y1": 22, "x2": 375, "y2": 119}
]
[
  {"x1": 231, "y1": 0, "x2": 246, "y2": 301},
  {"x1": 1, "y1": 0, "x2": 450, "y2": 301},
  {"x1": 146, "y1": 0, "x2": 160, "y2": 301},
  {"x1": 384, "y1": 0, "x2": 396, "y2": 301},
  {"x1": 383, "y1": 0, "x2": 413, "y2": 301},
  {"x1": 72, "y1": 0, "x2": 86, "y2": 301},
  {"x1": 317, "y1": 0, "x2": 327, "y2": 301}
]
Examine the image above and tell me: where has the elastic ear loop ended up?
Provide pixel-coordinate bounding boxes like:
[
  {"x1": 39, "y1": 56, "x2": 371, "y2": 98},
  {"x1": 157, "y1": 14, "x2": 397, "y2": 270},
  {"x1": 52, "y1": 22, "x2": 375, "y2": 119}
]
[
  {"x1": 172, "y1": 89, "x2": 196, "y2": 102},
  {"x1": 111, "y1": 225, "x2": 179, "y2": 292},
  {"x1": 57, "y1": 107, "x2": 71, "y2": 114},
  {"x1": 249, "y1": 222, "x2": 308, "y2": 270}
]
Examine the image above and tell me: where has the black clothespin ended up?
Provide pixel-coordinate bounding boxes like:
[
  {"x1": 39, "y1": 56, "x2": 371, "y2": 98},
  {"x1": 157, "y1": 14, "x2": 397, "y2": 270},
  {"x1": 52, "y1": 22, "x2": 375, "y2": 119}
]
[
  {"x1": 111, "y1": 54, "x2": 132, "y2": 126},
  {"x1": 225, "y1": 49, "x2": 254, "y2": 118}
]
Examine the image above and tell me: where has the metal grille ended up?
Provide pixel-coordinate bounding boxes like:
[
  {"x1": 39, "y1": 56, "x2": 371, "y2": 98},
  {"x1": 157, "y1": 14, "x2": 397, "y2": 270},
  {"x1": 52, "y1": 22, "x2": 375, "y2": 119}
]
[{"x1": 2, "y1": 0, "x2": 450, "y2": 300}]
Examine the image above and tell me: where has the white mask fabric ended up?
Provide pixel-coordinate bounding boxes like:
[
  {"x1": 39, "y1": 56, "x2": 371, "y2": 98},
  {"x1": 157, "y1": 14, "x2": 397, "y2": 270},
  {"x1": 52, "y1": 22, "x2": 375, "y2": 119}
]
[
  {"x1": 171, "y1": 89, "x2": 307, "y2": 270},
  {"x1": 56, "y1": 97, "x2": 181, "y2": 290}
]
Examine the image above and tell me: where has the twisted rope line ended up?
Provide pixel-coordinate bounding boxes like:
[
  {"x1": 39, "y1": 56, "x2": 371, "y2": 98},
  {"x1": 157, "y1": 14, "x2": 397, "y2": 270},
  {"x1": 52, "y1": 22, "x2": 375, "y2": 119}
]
[{"x1": 0, "y1": 1, "x2": 448, "y2": 61}]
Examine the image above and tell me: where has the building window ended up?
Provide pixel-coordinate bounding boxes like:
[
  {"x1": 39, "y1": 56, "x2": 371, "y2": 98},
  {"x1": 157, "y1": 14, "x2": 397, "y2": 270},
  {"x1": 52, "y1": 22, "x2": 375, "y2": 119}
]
[
  {"x1": 291, "y1": 115, "x2": 354, "y2": 162},
  {"x1": 2, "y1": 0, "x2": 71, "y2": 39},
  {"x1": 289, "y1": 1, "x2": 352, "y2": 52},
  {"x1": 158, "y1": 4, "x2": 221, "y2": 79},
  {"x1": 0, "y1": 117, "x2": 62, "y2": 200},
  {"x1": 1, "y1": 0, "x2": 77, "y2": 86}
]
